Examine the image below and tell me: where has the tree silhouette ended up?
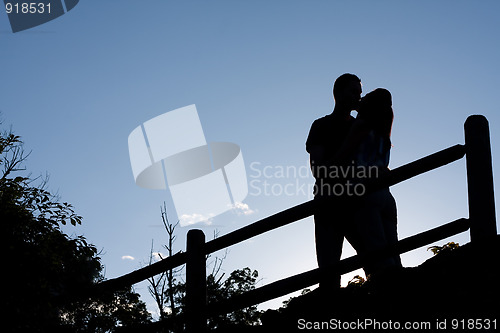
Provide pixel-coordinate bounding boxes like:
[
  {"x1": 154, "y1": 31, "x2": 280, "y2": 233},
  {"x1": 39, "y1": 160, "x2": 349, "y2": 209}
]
[
  {"x1": 1, "y1": 126, "x2": 151, "y2": 332},
  {"x1": 145, "y1": 204, "x2": 262, "y2": 331},
  {"x1": 147, "y1": 202, "x2": 183, "y2": 320}
]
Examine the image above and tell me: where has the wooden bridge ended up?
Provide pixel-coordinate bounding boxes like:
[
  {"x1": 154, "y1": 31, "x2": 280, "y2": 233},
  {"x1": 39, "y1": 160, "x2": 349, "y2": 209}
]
[{"x1": 97, "y1": 115, "x2": 497, "y2": 332}]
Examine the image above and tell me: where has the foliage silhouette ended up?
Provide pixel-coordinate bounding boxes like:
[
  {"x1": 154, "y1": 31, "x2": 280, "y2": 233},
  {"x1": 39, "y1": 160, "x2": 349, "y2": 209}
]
[
  {"x1": 1, "y1": 126, "x2": 151, "y2": 332},
  {"x1": 428, "y1": 241, "x2": 460, "y2": 256}
]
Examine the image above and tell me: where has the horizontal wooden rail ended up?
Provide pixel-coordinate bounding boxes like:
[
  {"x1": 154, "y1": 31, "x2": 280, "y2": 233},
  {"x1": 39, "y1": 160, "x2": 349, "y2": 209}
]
[
  {"x1": 94, "y1": 144, "x2": 465, "y2": 293},
  {"x1": 205, "y1": 200, "x2": 317, "y2": 254},
  {"x1": 205, "y1": 144, "x2": 466, "y2": 255},
  {"x1": 95, "y1": 251, "x2": 187, "y2": 293},
  {"x1": 207, "y1": 218, "x2": 470, "y2": 315},
  {"x1": 382, "y1": 144, "x2": 465, "y2": 188}
]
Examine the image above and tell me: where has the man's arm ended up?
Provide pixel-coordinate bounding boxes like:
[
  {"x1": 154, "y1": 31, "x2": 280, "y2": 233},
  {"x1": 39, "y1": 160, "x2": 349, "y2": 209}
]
[{"x1": 308, "y1": 145, "x2": 327, "y2": 179}]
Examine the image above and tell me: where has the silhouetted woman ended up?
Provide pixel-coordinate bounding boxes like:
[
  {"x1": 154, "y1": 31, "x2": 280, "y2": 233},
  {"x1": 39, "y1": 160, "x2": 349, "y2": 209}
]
[
  {"x1": 335, "y1": 88, "x2": 402, "y2": 277},
  {"x1": 355, "y1": 88, "x2": 402, "y2": 275}
]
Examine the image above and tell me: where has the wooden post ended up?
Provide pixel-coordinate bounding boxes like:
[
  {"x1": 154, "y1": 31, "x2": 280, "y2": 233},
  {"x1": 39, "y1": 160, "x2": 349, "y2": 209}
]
[
  {"x1": 464, "y1": 115, "x2": 497, "y2": 242},
  {"x1": 186, "y1": 229, "x2": 206, "y2": 332}
]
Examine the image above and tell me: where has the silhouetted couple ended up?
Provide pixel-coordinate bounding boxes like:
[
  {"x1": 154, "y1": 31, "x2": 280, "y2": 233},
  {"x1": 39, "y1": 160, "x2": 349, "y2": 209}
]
[{"x1": 306, "y1": 73, "x2": 402, "y2": 290}]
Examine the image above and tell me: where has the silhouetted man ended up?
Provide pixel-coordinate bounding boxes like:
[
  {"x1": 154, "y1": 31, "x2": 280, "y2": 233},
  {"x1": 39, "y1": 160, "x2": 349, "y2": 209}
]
[{"x1": 306, "y1": 73, "x2": 362, "y2": 290}]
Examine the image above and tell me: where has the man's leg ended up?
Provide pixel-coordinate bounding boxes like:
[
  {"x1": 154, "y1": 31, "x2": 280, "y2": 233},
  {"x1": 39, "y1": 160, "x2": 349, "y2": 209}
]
[{"x1": 314, "y1": 208, "x2": 344, "y2": 290}]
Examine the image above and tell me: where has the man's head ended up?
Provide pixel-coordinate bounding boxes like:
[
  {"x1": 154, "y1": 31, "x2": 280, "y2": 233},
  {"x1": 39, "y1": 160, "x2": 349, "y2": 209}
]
[{"x1": 333, "y1": 73, "x2": 362, "y2": 111}]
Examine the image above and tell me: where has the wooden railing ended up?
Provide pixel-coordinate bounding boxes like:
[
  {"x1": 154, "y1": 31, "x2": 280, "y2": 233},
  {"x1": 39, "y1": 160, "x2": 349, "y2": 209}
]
[{"x1": 98, "y1": 115, "x2": 497, "y2": 332}]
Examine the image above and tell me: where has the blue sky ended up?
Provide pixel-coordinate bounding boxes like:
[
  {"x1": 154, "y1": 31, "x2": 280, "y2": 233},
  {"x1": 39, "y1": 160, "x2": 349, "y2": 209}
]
[{"x1": 2, "y1": 1, "x2": 500, "y2": 315}]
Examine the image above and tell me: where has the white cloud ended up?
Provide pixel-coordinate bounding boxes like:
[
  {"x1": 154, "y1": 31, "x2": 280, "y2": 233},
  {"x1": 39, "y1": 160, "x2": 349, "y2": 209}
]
[
  {"x1": 178, "y1": 203, "x2": 255, "y2": 226},
  {"x1": 179, "y1": 213, "x2": 215, "y2": 226},
  {"x1": 121, "y1": 255, "x2": 135, "y2": 261},
  {"x1": 231, "y1": 202, "x2": 256, "y2": 216}
]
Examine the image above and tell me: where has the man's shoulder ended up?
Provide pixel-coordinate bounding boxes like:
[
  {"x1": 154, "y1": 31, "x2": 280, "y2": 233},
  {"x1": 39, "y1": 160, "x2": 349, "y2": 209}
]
[
  {"x1": 310, "y1": 114, "x2": 333, "y2": 129},
  {"x1": 311, "y1": 113, "x2": 354, "y2": 128},
  {"x1": 313, "y1": 114, "x2": 333, "y2": 124}
]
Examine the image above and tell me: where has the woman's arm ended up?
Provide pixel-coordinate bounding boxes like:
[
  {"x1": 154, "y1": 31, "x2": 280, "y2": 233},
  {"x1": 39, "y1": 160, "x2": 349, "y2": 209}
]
[{"x1": 328, "y1": 117, "x2": 371, "y2": 165}]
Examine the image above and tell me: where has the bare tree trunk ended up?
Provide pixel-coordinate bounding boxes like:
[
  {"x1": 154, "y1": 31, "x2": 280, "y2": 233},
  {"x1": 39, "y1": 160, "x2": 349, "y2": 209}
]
[
  {"x1": 147, "y1": 239, "x2": 167, "y2": 319},
  {"x1": 161, "y1": 202, "x2": 179, "y2": 315}
]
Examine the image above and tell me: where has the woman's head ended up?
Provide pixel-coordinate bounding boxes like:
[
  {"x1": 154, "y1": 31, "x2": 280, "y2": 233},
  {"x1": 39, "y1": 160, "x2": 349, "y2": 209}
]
[
  {"x1": 361, "y1": 88, "x2": 392, "y2": 110},
  {"x1": 358, "y1": 88, "x2": 394, "y2": 139}
]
